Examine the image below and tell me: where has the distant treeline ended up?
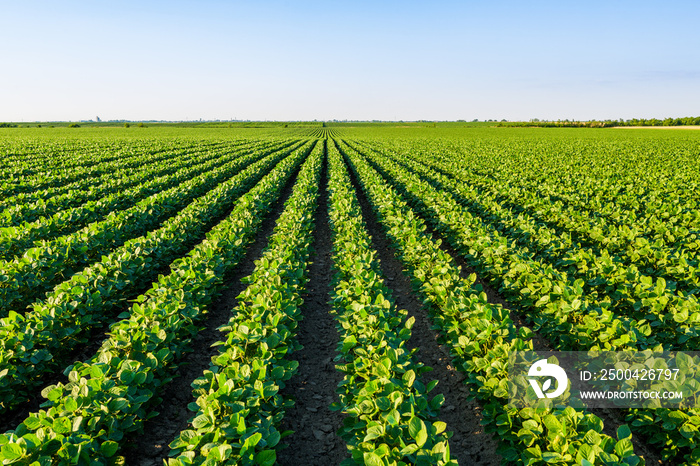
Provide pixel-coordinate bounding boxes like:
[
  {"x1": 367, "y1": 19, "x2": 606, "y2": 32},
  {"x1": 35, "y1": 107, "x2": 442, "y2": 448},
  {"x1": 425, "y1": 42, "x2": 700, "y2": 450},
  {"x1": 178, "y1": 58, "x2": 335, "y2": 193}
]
[{"x1": 498, "y1": 116, "x2": 700, "y2": 128}]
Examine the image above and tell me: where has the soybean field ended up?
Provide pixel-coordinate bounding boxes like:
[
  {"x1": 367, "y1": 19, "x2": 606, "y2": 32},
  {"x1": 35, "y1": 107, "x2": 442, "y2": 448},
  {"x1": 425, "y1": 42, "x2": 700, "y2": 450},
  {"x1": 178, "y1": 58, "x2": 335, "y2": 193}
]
[{"x1": 1, "y1": 125, "x2": 700, "y2": 466}]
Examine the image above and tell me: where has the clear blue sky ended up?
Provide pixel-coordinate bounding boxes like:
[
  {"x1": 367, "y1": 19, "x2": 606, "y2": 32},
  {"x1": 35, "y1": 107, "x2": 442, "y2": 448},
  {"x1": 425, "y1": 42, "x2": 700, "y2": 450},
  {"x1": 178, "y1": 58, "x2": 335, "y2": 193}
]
[{"x1": 2, "y1": 0, "x2": 698, "y2": 121}]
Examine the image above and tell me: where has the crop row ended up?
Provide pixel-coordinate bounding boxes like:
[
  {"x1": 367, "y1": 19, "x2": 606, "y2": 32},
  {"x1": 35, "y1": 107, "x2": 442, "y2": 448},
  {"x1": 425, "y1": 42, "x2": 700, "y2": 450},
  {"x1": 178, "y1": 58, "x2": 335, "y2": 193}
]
[
  {"x1": 0, "y1": 140, "x2": 223, "y2": 214},
  {"x1": 352, "y1": 139, "x2": 700, "y2": 464},
  {"x1": 433, "y1": 147, "x2": 698, "y2": 293},
  {"x1": 0, "y1": 140, "x2": 265, "y2": 229},
  {"x1": 0, "y1": 130, "x2": 693, "y2": 465},
  {"x1": 0, "y1": 140, "x2": 303, "y2": 316},
  {"x1": 377, "y1": 138, "x2": 700, "y2": 292},
  {"x1": 0, "y1": 139, "x2": 225, "y2": 201},
  {"x1": 0, "y1": 140, "x2": 315, "y2": 464},
  {"x1": 0, "y1": 139, "x2": 217, "y2": 181},
  {"x1": 352, "y1": 139, "x2": 700, "y2": 350},
  {"x1": 167, "y1": 138, "x2": 324, "y2": 465},
  {"x1": 0, "y1": 140, "x2": 310, "y2": 414},
  {"x1": 402, "y1": 136, "x2": 700, "y2": 254},
  {"x1": 326, "y1": 141, "x2": 454, "y2": 465},
  {"x1": 0, "y1": 140, "x2": 288, "y2": 261}
]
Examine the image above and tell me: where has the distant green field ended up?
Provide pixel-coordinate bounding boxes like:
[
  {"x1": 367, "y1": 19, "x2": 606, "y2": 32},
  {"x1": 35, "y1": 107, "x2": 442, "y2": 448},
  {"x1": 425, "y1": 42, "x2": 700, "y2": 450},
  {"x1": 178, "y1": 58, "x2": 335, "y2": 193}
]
[{"x1": 1, "y1": 124, "x2": 699, "y2": 465}]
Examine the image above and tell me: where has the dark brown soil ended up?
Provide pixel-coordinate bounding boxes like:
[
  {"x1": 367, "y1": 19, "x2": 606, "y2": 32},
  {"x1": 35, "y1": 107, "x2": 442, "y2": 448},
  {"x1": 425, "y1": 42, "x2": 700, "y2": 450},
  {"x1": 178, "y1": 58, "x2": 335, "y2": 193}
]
[
  {"x1": 277, "y1": 154, "x2": 350, "y2": 466},
  {"x1": 120, "y1": 161, "x2": 303, "y2": 466},
  {"x1": 345, "y1": 155, "x2": 502, "y2": 466}
]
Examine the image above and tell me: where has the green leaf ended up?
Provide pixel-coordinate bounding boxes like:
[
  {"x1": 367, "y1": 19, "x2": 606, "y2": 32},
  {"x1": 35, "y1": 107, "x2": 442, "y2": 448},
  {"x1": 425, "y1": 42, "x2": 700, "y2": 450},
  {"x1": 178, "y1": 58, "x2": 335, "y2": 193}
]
[
  {"x1": 72, "y1": 416, "x2": 84, "y2": 432},
  {"x1": 254, "y1": 449, "x2": 276, "y2": 466},
  {"x1": 64, "y1": 397, "x2": 78, "y2": 412},
  {"x1": 584, "y1": 429, "x2": 601, "y2": 445},
  {"x1": 363, "y1": 451, "x2": 384, "y2": 466},
  {"x1": 267, "y1": 430, "x2": 281, "y2": 448},
  {"x1": 364, "y1": 425, "x2": 384, "y2": 442},
  {"x1": 403, "y1": 369, "x2": 416, "y2": 388},
  {"x1": 271, "y1": 366, "x2": 286, "y2": 379},
  {"x1": 1, "y1": 444, "x2": 25, "y2": 460},
  {"x1": 617, "y1": 424, "x2": 632, "y2": 440},
  {"x1": 680, "y1": 424, "x2": 698, "y2": 439},
  {"x1": 614, "y1": 439, "x2": 634, "y2": 458},
  {"x1": 244, "y1": 432, "x2": 263, "y2": 449},
  {"x1": 542, "y1": 451, "x2": 565, "y2": 463},
  {"x1": 119, "y1": 369, "x2": 135, "y2": 384},
  {"x1": 100, "y1": 440, "x2": 119, "y2": 458},
  {"x1": 430, "y1": 393, "x2": 445, "y2": 410},
  {"x1": 23, "y1": 416, "x2": 42, "y2": 431},
  {"x1": 433, "y1": 421, "x2": 447, "y2": 435},
  {"x1": 192, "y1": 414, "x2": 211, "y2": 429},
  {"x1": 543, "y1": 415, "x2": 563, "y2": 433},
  {"x1": 400, "y1": 443, "x2": 420, "y2": 456},
  {"x1": 408, "y1": 416, "x2": 428, "y2": 447},
  {"x1": 43, "y1": 386, "x2": 63, "y2": 402},
  {"x1": 210, "y1": 444, "x2": 231, "y2": 461},
  {"x1": 341, "y1": 335, "x2": 357, "y2": 353},
  {"x1": 426, "y1": 379, "x2": 439, "y2": 393},
  {"x1": 517, "y1": 428, "x2": 539, "y2": 447}
]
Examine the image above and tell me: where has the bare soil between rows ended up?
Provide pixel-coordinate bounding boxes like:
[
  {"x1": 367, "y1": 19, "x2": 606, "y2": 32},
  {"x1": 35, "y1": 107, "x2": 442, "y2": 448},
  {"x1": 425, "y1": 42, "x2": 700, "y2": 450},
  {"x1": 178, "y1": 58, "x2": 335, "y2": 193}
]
[{"x1": 277, "y1": 153, "x2": 350, "y2": 465}]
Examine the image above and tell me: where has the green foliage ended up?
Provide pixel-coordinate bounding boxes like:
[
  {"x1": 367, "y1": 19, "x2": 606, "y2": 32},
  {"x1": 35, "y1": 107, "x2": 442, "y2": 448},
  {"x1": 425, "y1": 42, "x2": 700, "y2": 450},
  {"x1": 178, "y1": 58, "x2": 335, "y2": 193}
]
[
  {"x1": 497, "y1": 116, "x2": 700, "y2": 128},
  {"x1": 168, "y1": 139, "x2": 323, "y2": 465},
  {"x1": 0, "y1": 142, "x2": 314, "y2": 463},
  {"x1": 0, "y1": 140, "x2": 304, "y2": 412},
  {"x1": 326, "y1": 141, "x2": 455, "y2": 465},
  {"x1": 338, "y1": 139, "x2": 647, "y2": 465},
  {"x1": 351, "y1": 135, "x2": 700, "y2": 462},
  {"x1": 1, "y1": 126, "x2": 699, "y2": 464}
]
